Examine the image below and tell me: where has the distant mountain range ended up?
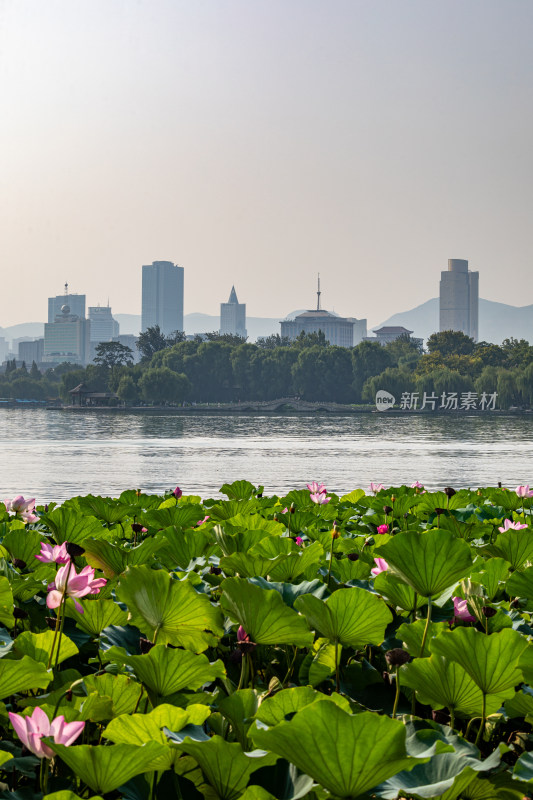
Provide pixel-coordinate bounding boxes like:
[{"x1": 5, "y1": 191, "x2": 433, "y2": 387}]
[{"x1": 1, "y1": 299, "x2": 532, "y2": 345}]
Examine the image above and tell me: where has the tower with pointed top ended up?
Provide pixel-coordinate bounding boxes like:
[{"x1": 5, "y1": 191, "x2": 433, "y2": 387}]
[{"x1": 220, "y1": 286, "x2": 247, "y2": 339}]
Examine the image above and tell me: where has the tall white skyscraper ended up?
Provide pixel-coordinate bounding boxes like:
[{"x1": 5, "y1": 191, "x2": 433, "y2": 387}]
[
  {"x1": 141, "y1": 261, "x2": 184, "y2": 335},
  {"x1": 439, "y1": 259, "x2": 479, "y2": 341},
  {"x1": 220, "y1": 286, "x2": 247, "y2": 338}
]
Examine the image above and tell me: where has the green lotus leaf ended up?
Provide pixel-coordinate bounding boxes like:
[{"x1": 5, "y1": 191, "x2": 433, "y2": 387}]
[
  {"x1": 218, "y1": 690, "x2": 260, "y2": 749},
  {"x1": 64, "y1": 597, "x2": 128, "y2": 636},
  {"x1": 255, "y1": 686, "x2": 350, "y2": 727},
  {"x1": 2, "y1": 530, "x2": 43, "y2": 569},
  {"x1": 431, "y1": 627, "x2": 528, "y2": 696},
  {"x1": 142, "y1": 504, "x2": 207, "y2": 530},
  {"x1": 102, "y1": 644, "x2": 225, "y2": 699},
  {"x1": 78, "y1": 693, "x2": 114, "y2": 723},
  {"x1": 250, "y1": 703, "x2": 428, "y2": 798},
  {"x1": 48, "y1": 741, "x2": 166, "y2": 794},
  {"x1": 401, "y1": 655, "x2": 503, "y2": 717},
  {"x1": 220, "y1": 552, "x2": 285, "y2": 578},
  {"x1": 0, "y1": 577, "x2": 14, "y2": 628},
  {"x1": 469, "y1": 558, "x2": 509, "y2": 600},
  {"x1": 83, "y1": 673, "x2": 143, "y2": 717},
  {"x1": 14, "y1": 630, "x2": 78, "y2": 666},
  {"x1": 299, "y1": 637, "x2": 339, "y2": 687},
  {"x1": 340, "y1": 489, "x2": 366, "y2": 503},
  {"x1": 76, "y1": 495, "x2": 135, "y2": 525},
  {"x1": 457, "y1": 772, "x2": 532, "y2": 799},
  {"x1": 39, "y1": 508, "x2": 106, "y2": 544},
  {"x1": 159, "y1": 526, "x2": 212, "y2": 569},
  {"x1": 223, "y1": 513, "x2": 284, "y2": 536},
  {"x1": 294, "y1": 586, "x2": 392, "y2": 648},
  {"x1": 178, "y1": 736, "x2": 279, "y2": 800},
  {"x1": 397, "y1": 620, "x2": 449, "y2": 658},
  {"x1": 269, "y1": 543, "x2": 325, "y2": 583},
  {"x1": 504, "y1": 689, "x2": 533, "y2": 723},
  {"x1": 331, "y1": 557, "x2": 372, "y2": 584},
  {"x1": 506, "y1": 566, "x2": 533, "y2": 599},
  {"x1": 238, "y1": 788, "x2": 277, "y2": 800},
  {"x1": 517, "y1": 644, "x2": 533, "y2": 684},
  {"x1": 378, "y1": 530, "x2": 473, "y2": 597},
  {"x1": 220, "y1": 480, "x2": 257, "y2": 500},
  {"x1": 374, "y1": 570, "x2": 417, "y2": 611},
  {"x1": 0, "y1": 655, "x2": 52, "y2": 698},
  {"x1": 220, "y1": 578, "x2": 313, "y2": 647},
  {"x1": 0, "y1": 751, "x2": 13, "y2": 767},
  {"x1": 489, "y1": 530, "x2": 533, "y2": 570},
  {"x1": 82, "y1": 539, "x2": 129, "y2": 577},
  {"x1": 249, "y1": 577, "x2": 328, "y2": 608},
  {"x1": 117, "y1": 565, "x2": 224, "y2": 651}
]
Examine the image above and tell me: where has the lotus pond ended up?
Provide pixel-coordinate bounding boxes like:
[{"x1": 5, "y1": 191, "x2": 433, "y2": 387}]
[{"x1": 2, "y1": 481, "x2": 533, "y2": 799}]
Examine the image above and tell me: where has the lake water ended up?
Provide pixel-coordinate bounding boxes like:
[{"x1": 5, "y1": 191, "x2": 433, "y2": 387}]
[{"x1": 1, "y1": 408, "x2": 532, "y2": 502}]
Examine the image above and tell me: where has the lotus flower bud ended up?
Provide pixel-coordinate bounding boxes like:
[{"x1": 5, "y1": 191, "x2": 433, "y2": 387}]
[
  {"x1": 139, "y1": 637, "x2": 155, "y2": 654},
  {"x1": 482, "y1": 606, "x2": 497, "y2": 618},
  {"x1": 290, "y1": 503, "x2": 296, "y2": 514},
  {"x1": 444, "y1": 487, "x2": 456, "y2": 498},
  {"x1": 434, "y1": 508, "x2": 446, "y2": 516},
  {"x1": 347, "y1": 553, "x2": 359, "y2": 561},
  {"x1": 385, "y1": 648, "x2": 410, "y2": 666},
  {"x1": 13, "y1": 559, "x2": 26, "y2": 570},
  {"x1": 173, "y1": 486, "x2": 183, "y2": 499},
  {"x1": 383, "y1": 506, "x2": 393, "y2": 515},
  {"x1": 13, "y1": 607, "x2": 29, "y2": 620}
]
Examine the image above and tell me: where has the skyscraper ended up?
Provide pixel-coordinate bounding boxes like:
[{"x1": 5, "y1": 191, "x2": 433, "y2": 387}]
[
  {"x1": 88, "y1": 305, "x2": 120, "y2": 361},
  {"x1": 141, "y1": 261, "x2": 184, "y2": 335},
  {"x1": 439, "y1": 259, "x2": 479, "y2": 341},
  {"x1": 43, "y1": 304, "x2": 91, "y2": 365},
  {"x1": 220, "y1": 286, "x2": 247, "y2": 338},
  {"x1": 48, "y1": 283, "x2": 86, "y2": 322}
]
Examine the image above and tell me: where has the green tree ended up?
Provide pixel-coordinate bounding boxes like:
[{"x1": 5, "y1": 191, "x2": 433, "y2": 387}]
[
  {"x1": 139, "y1": 367, "x2": 191, "y2": 405},
  {"x1": 136, "y1": 326, "x2": 170, "y2": 361},
  {"x1": 352, "y1": 341, "x2": 393, "y2": 402},
  {"x1": 94, "y1": 342, "x2": 134, "y2": 371},
  {"x1": 116, "y1": 374, "x2": 140, "y2": 406},
  {"x1": 256, "y1": 334, "x2": 291, "y2": 349},
  {"x1": 30, "y1": 361, "x2": 41, "y2": 379},
  {"x1": 9, "y1": 377, "x2": 45, "y2": 400},
  {"x1": 363, "y1": 367, "x2": 416, "y2": 403},
  {"x1": 502, "y1": 338, "x2": 533, "y2": 368},
  {"x1": 292, "y1": 330, "x2": 329, "y2": 349},
  {"x1": 426, "y1": 330, "x2": 475, "y2": 356}
]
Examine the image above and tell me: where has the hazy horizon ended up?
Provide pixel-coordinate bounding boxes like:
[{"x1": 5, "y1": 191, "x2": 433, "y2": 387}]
[{"x1": 2, "y1": 0, "x2": 532, "y2": 328}]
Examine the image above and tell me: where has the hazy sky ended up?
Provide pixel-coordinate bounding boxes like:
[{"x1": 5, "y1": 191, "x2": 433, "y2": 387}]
[{"x1": 2, "y1": 0, "x2": 532, "y2": 328}]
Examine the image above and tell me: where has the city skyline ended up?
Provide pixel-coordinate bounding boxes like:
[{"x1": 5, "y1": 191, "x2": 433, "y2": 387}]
[{"x1": 2, "y1": 1, "x2": 532, "y2": 328}]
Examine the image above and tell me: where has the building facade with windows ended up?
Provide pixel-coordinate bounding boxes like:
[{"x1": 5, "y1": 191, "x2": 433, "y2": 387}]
[
  {"x1": 141, "y1": 261, "x2": 184, "y2": 336},
  {"x1": 43, "y1": 305, "x2": 91, "y2": 365}
]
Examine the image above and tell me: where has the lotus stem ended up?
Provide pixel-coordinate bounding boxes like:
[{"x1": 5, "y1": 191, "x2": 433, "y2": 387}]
[
  {"x1": 282, "y1": 646, "x2": 298, "y2": 686},
  {"x1": 335, "y1": 638, "x2": 340, "y2": 693},
  {"x1": 392, "y1": 666, "x2": 400, "y2": 719},
  {"x1": 412, "y1": 593, "x2": 418, "y2": 623},
  {"x1": 475, "y1": 692, "x2": 486, "y2": 747},
  {"x1": 449, "y1": 707, "x2": 455, "y2": 731},
  {"x1": 47, "y1": 611, "x2": 62, "y2": 671},
  {"x1": 39, "y1": 758, "x2": 49, "y2": 794},
  {"x1": 419, "y1": 596, "x2": 432, "y2": 658}
]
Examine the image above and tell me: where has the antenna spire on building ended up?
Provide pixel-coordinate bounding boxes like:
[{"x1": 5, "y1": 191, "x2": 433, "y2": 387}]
[
  {"x1": 64, "y1": 282, "x2": 68, "y2": 296},
  {"x1": 317, "y1": 273, "x2": 321, "y2": 311}
]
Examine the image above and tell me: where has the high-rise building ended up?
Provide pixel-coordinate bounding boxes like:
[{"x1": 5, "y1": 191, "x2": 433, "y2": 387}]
[
  {"x1": 48, "y1": 284, "x2": 86, "y2": 323},
  {"x1": 280, "y1": 278, "x2": 367, "y2": 348},
  {"x1": 220, "y1": 286, "x2": 247, "y2": 338},
  {"x1": 19, "y1": 338, "x2": 44, "y2": 365},
  {"x1": 88, "y1": 305, "x2": 120, "y2": 361},
  {"x1": 439, "y1": 259, "x2": 479, "y2": 341},
  {"x1": 141, "y1": 261, "x2": 184, "y2": 336},
  {"x1": 43, "y1": 305, "x2": 91, "y2": 366}
]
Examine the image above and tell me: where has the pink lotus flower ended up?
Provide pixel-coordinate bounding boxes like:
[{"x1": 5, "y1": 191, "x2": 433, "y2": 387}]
[
  {"x1": 371, "y1": 557, "x2": 389, "y2": 577},
  {"x1": 307, "y1": 482, "x2": 326, "y2": 495},
  {"x1": 377, "y1": 524, "x2": 389, "y2": 534},
  {"x1": 368, "y1": 483, "x2": 385, "y2": 494},
  {"x1": 411, "y1": 481, "x2": 424, "y2": 489},
  {"x1": 8, "y1": 706, "x2": 84, "y2": 759},
  {"x1": 47, "y1": 563, "x2": 106, "y2": 614},
  {"x1": 516, "y1": 485, "x2": 533, "y2": 499},
  {"x1": 3, "y1": 496, "x2": 39, "y2": 524},
  {"x1": 453, "y1": 597, "x2": 475, "y2": 622},
  {"x1": 498, "y1": 519, "x2": 528, "y2": 533},
  {"x1": 35, "y1": 542, "x2": 70, "y2": 564},
  {"x1": 197, "y1": 516, "x2": 210, "y2": 526},
  {"x1": 295, "y1": 536, "x2": 304, "y2": 546},
  {"x1": 237, "y1": 625, "x2": 250, "y2": 643},
  {"x1": 310, "y1": 492, "x2": 330, "y2": 505},
  {"x1": 173, "y1": 486, "x2": 183, "y2": 499}
]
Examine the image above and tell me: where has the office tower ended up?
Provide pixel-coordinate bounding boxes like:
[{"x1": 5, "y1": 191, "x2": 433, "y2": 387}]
[
  {"x1": 18, "y1": 339, "x2": 44, "y2": 364},
  {"x1": 88, "y1": 305, "x2": 120, "y2": 361},
  {"x1": 48, "y1": 283, "x2": 86, "y2": 323},
  {"x1": 220, "y1": 286, "x2": 247, "y2": 338},
  {"x1": 439, "y1": 259, "x2": 479, "y2": 341},
  {"x1": 281, "y1": 278, "x2": 366, "y2": 348},
  {"x1": 141, "y1": 261, "x2": 184, "y2": 335},
  {"x1": 43, "y1": 305, "x2": 91, "y2": 366}
]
